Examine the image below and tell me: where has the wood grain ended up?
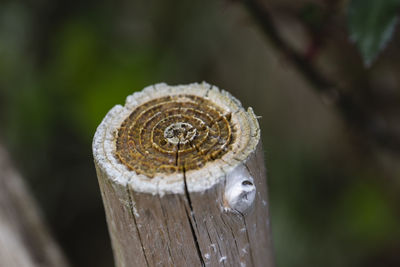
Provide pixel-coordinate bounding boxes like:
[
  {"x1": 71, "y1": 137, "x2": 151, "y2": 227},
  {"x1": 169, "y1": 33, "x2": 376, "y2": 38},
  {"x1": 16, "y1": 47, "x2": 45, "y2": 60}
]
[{"x1": 93, "y1": 83, "x2": 274, "y2": 267}]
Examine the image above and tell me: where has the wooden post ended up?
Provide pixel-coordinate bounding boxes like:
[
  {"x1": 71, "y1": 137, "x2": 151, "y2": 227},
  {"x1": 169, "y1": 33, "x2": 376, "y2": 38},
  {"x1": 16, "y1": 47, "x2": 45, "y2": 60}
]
[{"x1": 93, "y1": 83, "x2": 274, "y2": 267}]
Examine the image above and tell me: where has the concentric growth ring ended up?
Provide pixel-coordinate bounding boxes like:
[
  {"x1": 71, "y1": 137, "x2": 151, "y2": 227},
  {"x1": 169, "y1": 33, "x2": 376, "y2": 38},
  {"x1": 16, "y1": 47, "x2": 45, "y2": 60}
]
[{"x1": 115, "y1": 94, "x2": 235, "y2": 178}]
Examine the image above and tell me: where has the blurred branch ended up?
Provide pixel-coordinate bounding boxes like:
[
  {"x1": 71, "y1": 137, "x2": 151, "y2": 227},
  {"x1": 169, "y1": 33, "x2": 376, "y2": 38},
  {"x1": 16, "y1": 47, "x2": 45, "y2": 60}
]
[
  {"x1": 0, "y1": 143, "x2": 70, "y2": 267},
  {"x1": 242, "y1": 0, "x2": 400, "y2": 154}
]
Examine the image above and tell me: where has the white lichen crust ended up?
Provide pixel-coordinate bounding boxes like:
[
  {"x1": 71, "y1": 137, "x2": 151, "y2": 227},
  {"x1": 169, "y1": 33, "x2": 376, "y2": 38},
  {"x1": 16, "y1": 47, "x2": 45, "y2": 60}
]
[{"x1": 92, "y1": 82, "x2": 260, "y2": 196}]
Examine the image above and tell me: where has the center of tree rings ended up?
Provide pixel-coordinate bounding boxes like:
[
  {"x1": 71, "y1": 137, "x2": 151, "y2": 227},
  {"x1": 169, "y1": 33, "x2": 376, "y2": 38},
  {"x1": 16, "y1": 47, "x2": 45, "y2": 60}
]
[
  {"x1": 115, "y1": 94, "x2": 235, "y2": 178},
  {"x1": 164, "y1": 122, "x2": 197, "y2": 145}
]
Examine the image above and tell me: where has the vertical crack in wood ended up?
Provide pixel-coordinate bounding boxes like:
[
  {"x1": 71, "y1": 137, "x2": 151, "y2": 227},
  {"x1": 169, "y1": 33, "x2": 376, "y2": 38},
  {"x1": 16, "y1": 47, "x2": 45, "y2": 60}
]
[
  {"x1": 126, "y1": 187, "x2": 150, "y2": 267},
  {"x1": 181, "y1": 164, "x2": 205, "y2": 267},
  {"x1": 183, "y1": 205, "x2": 205, "y2": 267},
  {"x1": 94, "y1": 84, "x2": 273, "y2": 267},
  {"x1": 175, "y1": 143, "x2": 180, "y2": 166},
  {"x1": 173, "y1": 138, "x2": 205, "y2": 266}
]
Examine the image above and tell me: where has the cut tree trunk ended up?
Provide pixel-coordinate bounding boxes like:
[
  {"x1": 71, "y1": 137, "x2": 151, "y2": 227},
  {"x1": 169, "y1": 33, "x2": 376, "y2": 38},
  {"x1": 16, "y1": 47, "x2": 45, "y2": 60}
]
[
  {"x1": 93, "y1": 83, "x2": 274, "y2": 267},
  {"x1": 0, "y1": 144, "x2": 69, "y2": 267}
]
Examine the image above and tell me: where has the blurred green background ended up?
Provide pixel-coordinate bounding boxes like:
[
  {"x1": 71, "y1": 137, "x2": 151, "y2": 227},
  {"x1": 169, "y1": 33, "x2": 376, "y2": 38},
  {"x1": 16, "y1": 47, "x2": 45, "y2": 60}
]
[{"x1": 1, "y1": 0, "x2": 400, "y2": 266}]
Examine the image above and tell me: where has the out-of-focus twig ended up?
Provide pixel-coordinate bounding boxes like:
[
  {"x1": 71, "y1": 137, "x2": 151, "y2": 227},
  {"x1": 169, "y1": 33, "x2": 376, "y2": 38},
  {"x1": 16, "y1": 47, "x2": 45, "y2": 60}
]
[
  {"x1": 0, "y1": 144, "x2": 70, "y2": 267},
  {"x1": 242, "y1": 0, "x2": 400, "y2": 154}
]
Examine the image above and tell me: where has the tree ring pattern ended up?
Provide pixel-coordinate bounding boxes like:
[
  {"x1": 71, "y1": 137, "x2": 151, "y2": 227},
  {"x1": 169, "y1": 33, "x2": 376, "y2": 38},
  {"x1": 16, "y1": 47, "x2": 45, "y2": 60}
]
[{"x1": 115, "y1": 94, "x2": 235, "y2": 178}]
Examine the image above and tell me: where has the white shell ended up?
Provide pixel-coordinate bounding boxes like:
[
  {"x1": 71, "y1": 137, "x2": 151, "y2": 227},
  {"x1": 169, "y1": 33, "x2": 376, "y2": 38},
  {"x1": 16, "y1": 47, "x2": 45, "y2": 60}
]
[{"x1": 223, "y1": 165, "x2": 256, "y2": 213}]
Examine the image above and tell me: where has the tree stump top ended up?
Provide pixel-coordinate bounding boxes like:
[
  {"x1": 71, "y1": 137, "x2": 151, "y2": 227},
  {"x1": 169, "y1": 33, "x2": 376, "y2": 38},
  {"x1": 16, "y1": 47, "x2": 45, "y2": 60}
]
[{"x1": 93, "y1": 82, "x2": 260, "y2": 195}]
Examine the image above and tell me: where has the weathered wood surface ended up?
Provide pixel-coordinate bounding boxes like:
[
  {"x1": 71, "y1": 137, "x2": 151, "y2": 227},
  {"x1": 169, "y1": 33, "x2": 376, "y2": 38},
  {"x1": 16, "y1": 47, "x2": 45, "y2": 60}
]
[
  {"x1": 93, "y1": 83, "x2": 274, "y2": 267},
  {"x1": 0, "y1": 144, "x2": 69, "y2": 267}
]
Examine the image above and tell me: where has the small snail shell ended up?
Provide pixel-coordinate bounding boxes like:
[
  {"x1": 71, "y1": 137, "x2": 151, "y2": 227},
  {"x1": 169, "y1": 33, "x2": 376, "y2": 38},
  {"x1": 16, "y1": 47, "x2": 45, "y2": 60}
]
[{"x1": 223, "y1": 165, "x2": 256, "y2": 213}]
